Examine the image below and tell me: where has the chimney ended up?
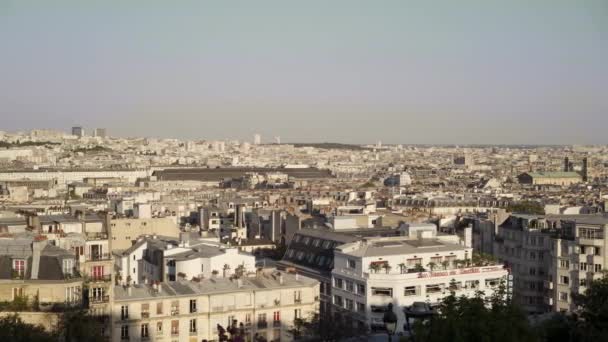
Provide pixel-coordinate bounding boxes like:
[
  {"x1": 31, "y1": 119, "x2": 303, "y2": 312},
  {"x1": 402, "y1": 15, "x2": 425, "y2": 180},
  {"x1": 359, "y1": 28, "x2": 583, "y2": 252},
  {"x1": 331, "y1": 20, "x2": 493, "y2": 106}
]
[
  {"x1": 31, "y1": 240, "x2": 47, "y2": 280},
  {"x1": 464, "y1": 225, "x2": 472, "y2": 248}
]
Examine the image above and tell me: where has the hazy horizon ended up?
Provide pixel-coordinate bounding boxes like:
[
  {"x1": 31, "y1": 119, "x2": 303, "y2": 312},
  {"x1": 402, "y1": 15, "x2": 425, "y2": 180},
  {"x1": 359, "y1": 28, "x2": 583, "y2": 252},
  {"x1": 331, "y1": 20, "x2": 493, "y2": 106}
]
[{"x1": 1, "y1": 0, "x2": 607, "y2": 145}]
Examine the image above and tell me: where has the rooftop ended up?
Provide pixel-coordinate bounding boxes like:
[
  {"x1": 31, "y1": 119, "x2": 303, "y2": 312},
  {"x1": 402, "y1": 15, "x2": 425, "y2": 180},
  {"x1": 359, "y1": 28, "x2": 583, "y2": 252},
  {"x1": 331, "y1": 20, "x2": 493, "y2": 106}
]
[{"x1": 113, "y1": 271, "x2": 317, "y2": 301}]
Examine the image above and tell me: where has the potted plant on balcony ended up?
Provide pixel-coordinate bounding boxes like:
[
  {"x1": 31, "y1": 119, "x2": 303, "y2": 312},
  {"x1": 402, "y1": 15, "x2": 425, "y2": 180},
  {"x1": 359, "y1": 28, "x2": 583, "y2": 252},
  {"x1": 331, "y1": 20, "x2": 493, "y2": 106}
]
[
  {"x1": 398, "y1": 263, "x2": 407, "y2": 274},
  {"x1": 369, "y1": 263, "x2": 381, "y2": 274},
  {"x1": 441, "y1": 260, "x2": 450, "y2": 270},
  {"x1": 382, "y1": 263, "x2": 392, "y2": 274},
  {"x1": 411, "y1": 264, "x2": 426, "y2": 273},
  {"x1": 427, "y1": 262, "x2": 437, "y2": 272},
  {"x1": 212, "y1": 270, "x2": 219, "y2": 278}
]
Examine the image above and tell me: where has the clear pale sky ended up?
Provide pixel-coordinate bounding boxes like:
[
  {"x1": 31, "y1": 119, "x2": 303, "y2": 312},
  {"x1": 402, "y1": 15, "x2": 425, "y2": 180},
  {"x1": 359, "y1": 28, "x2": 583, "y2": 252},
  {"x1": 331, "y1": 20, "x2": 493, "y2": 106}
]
[{"x1": 1, "y1": 0, "x2": 607, "y2": 144}]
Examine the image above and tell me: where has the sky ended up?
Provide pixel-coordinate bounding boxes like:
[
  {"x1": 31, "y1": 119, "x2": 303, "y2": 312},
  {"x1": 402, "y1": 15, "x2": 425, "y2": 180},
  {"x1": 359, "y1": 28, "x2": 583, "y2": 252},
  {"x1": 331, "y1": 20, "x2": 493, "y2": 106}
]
[{"x1": 1, "y1": 0, "x2": 607, "y2": 145}]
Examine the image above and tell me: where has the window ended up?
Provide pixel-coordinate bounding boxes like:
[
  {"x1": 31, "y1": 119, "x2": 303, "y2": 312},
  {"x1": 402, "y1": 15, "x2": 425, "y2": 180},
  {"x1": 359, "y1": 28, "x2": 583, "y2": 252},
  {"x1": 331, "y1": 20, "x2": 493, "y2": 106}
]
[
  {"x1": 171, "y1": 301, "x2": 179, "y2": 315},
  {"x1": 485, "y1": 278, "x2": 501, "y2": 287},
  {"x1": 257, "y1": 313, "x2": 267, "y2": 329},
  {"x1": 580, "y1": 262, "x2": 588, "y2": 271},
  {"x1": 189, "y1": 299, "x2": 197, "y2": 313},
  {"x1": 334, "y1": 295, "x2": 343, "y2": 307},
  {"x1": 347, "y1": 259, "x2": 356, "y2": 269},
  {"x1": 357, "y1": 302, "x2": 366, "y2": 313},
  {"x1": 345, "y1": 298, "x2": 354, "y2": 311},
  {"x1": 559, "y1": 292, "x2": 568, "y2": 302},
  {"x1": 121, "y1": 305, "x2": 129, "y2": 320},
  {"x1": 141, "y1": 323, "x2": 149, "y2": 339},
  {"x1": 189, "y1": 319, "x2": 197, "y2": 333},
  {"x1": 156, "y1": 322, "x2": 163, "y2": 333},
  {"x1": 140, "y1": 303, "x2": 149, "y2": 318},
  {"x1": 580, "y1": 279, "x2": 587, "y2": 287},
  {"x1": 171, "y1": 320, "x2": 179, "y2": 336},
  {"x1": 371, "y1": 287, "x2": 392, "y2": 297},
  {"x1": 560, "y1": 260, "x2": 569, "y2": 269},
  {"x1": 156, "y1": 302, "x2": 163, "y2": 315},
  {"x1": 92, "y1": 265, "x2": 104, "y2": 279},
  {"x1": 334, "y1": 278, "x2": 343, "y2": 289},
  {"x1": 63, "y1": 259, "x2": 74, "y2": 275},
  {"x1": 404, "y1": 286, "x2": 418, "y2": 296},
  {"x1": 595, "y1": 264, "x2": 603, "y2": 272},
  {"x1": 273, "y1": 311, "x2": 280, "y2": 322},
  {"x1": 12, "y1": 288, "x2": 24, "y2": 300},
  {"x1": 345, "y1": 281, "x2": 354, "y2": 292},
  {"x1": 121, "y1": 325, "x2": 129, "y2": 340},
  {"x1": 529, "y1": 267, "x2": 536, "y2": 276},
  {"x1": 294, "y1": 290, "x2": 302, "y2": 303},
  {"x1": 357, "y1": 284, "x2": 366, "y2": 295},
  {"x1": 12, "y1": 259, "x2": 25, "y2": 277},
  {"x1": 560, "y1": 276, "x2": 569, "y2": 285},
  {"x1": 294, "y1": 309, "x2": 302, "y2": 319},
  {"x1": 425, "y1": 284, "x2": 443, "y2": 294}
]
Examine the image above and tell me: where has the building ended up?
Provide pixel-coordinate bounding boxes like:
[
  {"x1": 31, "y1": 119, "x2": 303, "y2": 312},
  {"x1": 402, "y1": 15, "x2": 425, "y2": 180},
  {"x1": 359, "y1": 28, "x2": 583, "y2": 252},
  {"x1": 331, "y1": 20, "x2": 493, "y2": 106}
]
[
  {"x1": 545, "y1": 216, "x2": 607, "y2": 312},
  {"x1": 94, "y1": 128, "x2": 107, "y2": 138},
  {"x1": 108, "y1": 216, "x2": 180, "y2": 251},
  {"x1": 111, "y1": 271, "x2": 319, "y2": 342},
  {"x1": 72, "y1": 126, "x2": 84, "y2": 137},
  {"x1": 0, "y1": 238, "x2": 84, "y2": 311},
  {"x1": 331, "y1": 224, "x2": 508, "y2": 332},
  {"x1": 517, "y1": 172, "x2": 583, "y2": 186},
  {"x1": 254, "y1": 134, "x2": 262, "y2": 145},
  {"x1": 495, "y1": 214, "x2": 552, "y2": 313},
  {"x1": 116, "y1": 235, "x2": 256, "y2": 285}
]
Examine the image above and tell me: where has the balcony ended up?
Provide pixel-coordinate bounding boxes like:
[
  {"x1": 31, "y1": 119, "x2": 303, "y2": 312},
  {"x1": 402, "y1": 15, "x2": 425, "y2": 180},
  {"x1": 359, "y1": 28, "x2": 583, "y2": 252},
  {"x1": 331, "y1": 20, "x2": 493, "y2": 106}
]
[
  {"x1": 141, "y1": 312, "x2": 150, "y2": 319},
  {"x1": 257, "y1": 321, "x2": 268, "y2": 329},
  {"x1": 86, "y1": 253, "x2": 112, "y2": 261},
  {"x1": 363, "y1": 265, "x2": 507, "y2": 281},
  {"x1": 88, "y1": 274, "x2": 112, "y2": 282},
  {"x1": 90, "y1": 295, "x2": 110, "y2": 304},
  {"x1": 543, "y1": 280, "x2": 553, "y2": 290},
  {"x1": 273, "y1": 321, "x2": 281, "y2": 328}
]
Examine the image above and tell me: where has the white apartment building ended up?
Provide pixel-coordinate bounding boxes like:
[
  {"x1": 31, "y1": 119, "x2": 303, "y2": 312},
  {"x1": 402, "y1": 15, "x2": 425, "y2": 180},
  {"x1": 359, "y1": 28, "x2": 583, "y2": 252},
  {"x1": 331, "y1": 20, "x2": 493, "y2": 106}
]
[
  {"x1": 111, "y1": 271, "x2": 319, "y2": 342},
  {"x1": 331, "y1": 225, "x2": 508, "y2": 332},
  {"x1": 117, "y1": 236, "x2": 256, "y2": 285}
]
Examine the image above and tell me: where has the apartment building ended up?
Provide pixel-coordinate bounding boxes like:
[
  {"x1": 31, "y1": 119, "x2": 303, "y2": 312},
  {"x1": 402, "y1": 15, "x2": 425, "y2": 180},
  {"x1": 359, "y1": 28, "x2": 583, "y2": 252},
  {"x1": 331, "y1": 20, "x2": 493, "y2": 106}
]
[
  {"x1": 111, "y1": 271, "x2": 319, "y2": 342},
  {"x1": 116, "y1": 235, "x2": 255, "y2": 285},
  {"x1": 331, "y1": 225, "x2": 508, "y2": 332},
  {"x1": 546, "y1": 216, "x2": 607, "y2": 312},
  {"x1": 109, "y1": 216, "x2": 180, "y2": 251},
  {"x1": 0, "y1": 239, "x2": 84, "y2": 321},
  {"x1": 494, "y1": 214, "x2": 552, "y2": 313}
]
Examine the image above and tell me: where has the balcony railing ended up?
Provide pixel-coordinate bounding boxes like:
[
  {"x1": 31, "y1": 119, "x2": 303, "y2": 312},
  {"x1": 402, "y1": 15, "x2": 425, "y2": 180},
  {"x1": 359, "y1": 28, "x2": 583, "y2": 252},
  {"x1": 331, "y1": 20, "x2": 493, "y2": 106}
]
[
  {"x1": 257, "y1": 321, "x2": 268, "y2": 329},
  {"x1": 90, "y1": 295, "x2": 110, "y2": 304},
  {"x1": 273, "y1": 320, "x2": 281, "y2": 328},
  {"x1": 141, "y1": 312, "x2": 150, "y2": 319},
  {"x1": 88, "y1": 274, "x2": 112, "y2": 282},
  {"x1": 86, "y1": 253, "x2": 112, "y2": 261}
]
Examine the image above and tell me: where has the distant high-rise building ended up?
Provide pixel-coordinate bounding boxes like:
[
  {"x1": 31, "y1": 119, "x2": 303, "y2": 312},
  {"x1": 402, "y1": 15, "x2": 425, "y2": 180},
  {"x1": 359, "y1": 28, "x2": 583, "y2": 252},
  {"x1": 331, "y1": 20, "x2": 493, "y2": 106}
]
[
  {"x1": 71, "y1": 126, "x2": 84, "y2": 137},
  {"x1": 253, "y1": 133, "x2": 261, "y2": 145},
  {"x1": 93, "y1": 128, "x2": 106, "y2": 138}
]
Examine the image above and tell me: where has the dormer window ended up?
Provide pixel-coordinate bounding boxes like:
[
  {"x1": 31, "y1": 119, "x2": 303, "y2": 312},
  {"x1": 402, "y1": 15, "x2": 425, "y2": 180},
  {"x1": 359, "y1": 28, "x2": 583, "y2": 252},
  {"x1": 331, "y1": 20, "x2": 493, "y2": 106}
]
[
  {"x1": 63, "y1": 259, "x2": 74, "y2": 275},
  {"x1": 12, "y1": 259, "x2": 25, "y2": 278}
]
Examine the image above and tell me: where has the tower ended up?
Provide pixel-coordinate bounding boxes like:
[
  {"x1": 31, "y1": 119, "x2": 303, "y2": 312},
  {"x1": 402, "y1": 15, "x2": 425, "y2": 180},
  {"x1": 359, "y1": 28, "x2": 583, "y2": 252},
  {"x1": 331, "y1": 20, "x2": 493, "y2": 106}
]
[
  {"x1": 582, "y1": 157, "x2": 588, "y2": 181},
  {"x1": 564, "y1": 157, "x2": 570, "y2": 172}
]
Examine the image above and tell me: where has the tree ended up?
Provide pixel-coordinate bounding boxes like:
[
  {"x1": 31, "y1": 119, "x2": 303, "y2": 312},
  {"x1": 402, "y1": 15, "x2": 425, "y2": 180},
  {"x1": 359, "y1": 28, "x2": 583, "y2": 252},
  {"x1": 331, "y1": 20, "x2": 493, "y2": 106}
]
[
  {"x1": 369, "y1": 263, "x2": 381, "y2": 273},
  {"x1": 427, "y1": 262, "x2": 437, "y2": 272},
  {"x1": 289, "y1": 313, "x2": 367, "y2": 341},
  {"x1": 398, "y1": 263, "x2": 407, "y2": 274},
  {"x1": 507, "y1": 201, "x2": 544, "y2": 215},
  {"x1": 441, "y1": 260, "x2": 450, "y2": 270},
  {"x1": 409, "y1": 281, "x2": 537, "y2": 342},
  {"x1": 0, "y1": 314, "x2": 56, "y2": 342},
  {"x1": 572, "y1": 273, "x2": 608, "y2": 341},
  {"x1": 58, "y1": 309, "x2": 106, "y2": 342}
]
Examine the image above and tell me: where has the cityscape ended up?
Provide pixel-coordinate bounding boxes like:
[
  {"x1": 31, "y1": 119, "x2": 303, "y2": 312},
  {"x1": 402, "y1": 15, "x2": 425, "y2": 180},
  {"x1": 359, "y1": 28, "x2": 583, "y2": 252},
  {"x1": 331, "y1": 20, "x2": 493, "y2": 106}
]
[{"x1": 1, "y1": 2, "x2": 607, "y2": 342}]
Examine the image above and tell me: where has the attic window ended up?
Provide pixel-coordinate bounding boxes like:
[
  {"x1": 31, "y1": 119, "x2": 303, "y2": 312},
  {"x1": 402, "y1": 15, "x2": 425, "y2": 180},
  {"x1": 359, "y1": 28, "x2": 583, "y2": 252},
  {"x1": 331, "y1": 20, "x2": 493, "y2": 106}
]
[
  {"x1": 63, "y1": 259, "x2": 74, "y2": 275},
  {"x1": 12, "y1": 259, "x2": 25, "y2": 277}
]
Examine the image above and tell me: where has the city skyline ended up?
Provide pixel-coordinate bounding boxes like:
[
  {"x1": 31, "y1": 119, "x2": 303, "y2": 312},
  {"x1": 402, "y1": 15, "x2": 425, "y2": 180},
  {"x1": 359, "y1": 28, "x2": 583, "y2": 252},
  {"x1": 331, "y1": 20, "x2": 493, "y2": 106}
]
[{"x1": 1, "y1": 0, "x2": 607, "y2": 144}]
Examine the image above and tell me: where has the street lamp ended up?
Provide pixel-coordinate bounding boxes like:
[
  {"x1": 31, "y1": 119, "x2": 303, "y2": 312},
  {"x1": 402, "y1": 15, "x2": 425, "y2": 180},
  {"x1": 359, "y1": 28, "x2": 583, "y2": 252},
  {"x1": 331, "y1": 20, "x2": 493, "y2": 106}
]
[
  {"x1": 383, "y1": 303, "x2": 398, "y2": 342},
  {"x1": 403, "y1": 302, "x2": 436, "y2": 342}
]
